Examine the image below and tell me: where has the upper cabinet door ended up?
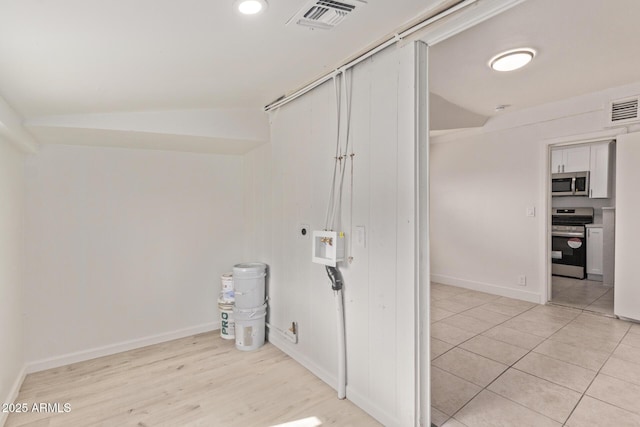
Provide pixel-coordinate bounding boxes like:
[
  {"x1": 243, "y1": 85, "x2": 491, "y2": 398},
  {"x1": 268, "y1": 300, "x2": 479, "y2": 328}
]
[
  {"x1": 551, "y1": 149, "x2": 564, "y2": 173},
  {"x1": 589, "y1": 142, "x2": 612, "y2": 198},
  {"x1": 551, "y1": 145, "x2": 590, "y2": 173},
  {"x1": 563, "y1": 145, "x2": 591, "y2": 172}
]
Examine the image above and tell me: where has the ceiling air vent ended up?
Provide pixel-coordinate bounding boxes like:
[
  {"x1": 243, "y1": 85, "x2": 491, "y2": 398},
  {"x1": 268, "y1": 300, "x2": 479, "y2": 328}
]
[
  {"x1": 607, "y1": 95, "x2": 640, "y2": 127},
  {"x1": 287, "y1": 0, "x2": 367, "y2": 30}
]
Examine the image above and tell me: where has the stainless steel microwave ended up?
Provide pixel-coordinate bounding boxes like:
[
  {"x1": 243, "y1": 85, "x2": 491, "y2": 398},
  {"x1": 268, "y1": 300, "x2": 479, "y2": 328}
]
[{"x1": 551, "y1": 171, "x2": 590, "y2": 196}]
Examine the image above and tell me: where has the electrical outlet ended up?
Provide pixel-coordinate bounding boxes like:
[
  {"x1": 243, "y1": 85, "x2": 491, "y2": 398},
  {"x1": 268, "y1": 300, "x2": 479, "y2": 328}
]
[{"x1": 518, "y1": 275, "x2": 527, "y2": 286}]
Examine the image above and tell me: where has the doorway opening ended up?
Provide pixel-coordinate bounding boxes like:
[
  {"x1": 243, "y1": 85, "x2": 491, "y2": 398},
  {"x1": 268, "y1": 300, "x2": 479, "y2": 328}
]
[{"x1": 547, "y1": 139, "x2": 617, "y2": 316}]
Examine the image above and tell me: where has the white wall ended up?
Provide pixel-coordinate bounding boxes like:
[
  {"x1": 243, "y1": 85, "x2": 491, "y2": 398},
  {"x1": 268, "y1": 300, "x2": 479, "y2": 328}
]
[
  {"x1": 242, "y1": 142, "x2": 272, "y2": 264},
  {"x1": 24, "y1": 144, "x2": 244, "y2": 369},
  {"x1": 0, "y1": 139, "x2": 26, "y2": 424},
  {"x1": 430, "y1": 80, "x2": 640, "y2": 302},
  {"x1": 244, "y1": 43, "x2": 423, "y2": 426},
  {"x1": 430, "y1": 126, "x2": 544, "y2": 301},
  {"x1": 25, "y1": 108, "x2": 269, "y2": 155}
]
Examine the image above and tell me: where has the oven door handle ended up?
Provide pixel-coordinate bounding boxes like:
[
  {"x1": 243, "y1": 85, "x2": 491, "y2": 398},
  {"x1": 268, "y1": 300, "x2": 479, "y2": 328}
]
[{"x1": 552, "y1": 231, "x2": 585, "y2": 237}]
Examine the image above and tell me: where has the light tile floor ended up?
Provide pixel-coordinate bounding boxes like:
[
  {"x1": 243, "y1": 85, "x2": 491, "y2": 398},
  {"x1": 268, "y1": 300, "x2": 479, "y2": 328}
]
[
  {"x1": 430, "y1": 282, "x2": 640, "y2": 427},
  {"x1": 551, "y1": 276, "x2": 613, "y2": 315}
]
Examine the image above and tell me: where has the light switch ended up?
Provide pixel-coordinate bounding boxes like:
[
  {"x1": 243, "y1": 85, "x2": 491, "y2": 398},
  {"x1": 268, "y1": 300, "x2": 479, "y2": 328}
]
[{"x1": 526, "y1": 207, "x2": 536, "y2": 217}]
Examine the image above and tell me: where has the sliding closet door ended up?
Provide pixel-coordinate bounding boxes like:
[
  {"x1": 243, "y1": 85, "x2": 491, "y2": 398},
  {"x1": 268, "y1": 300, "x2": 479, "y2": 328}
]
[
  {"x1": 614, "y1": 132, "x2": 640, "y2": 322},
  {"x1": 257, "y1": 40, "x2": 429, "y2": 426}
]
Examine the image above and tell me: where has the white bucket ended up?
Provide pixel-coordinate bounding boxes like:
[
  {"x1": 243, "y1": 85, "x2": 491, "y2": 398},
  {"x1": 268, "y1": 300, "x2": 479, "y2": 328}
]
[
  {"x1": 218, "y1": 299, "x2": 235, "y2": 340},
  {"x1": 234, "y1": 303, "x2": 267, "y2": 351},
  {"x1": 233, "y1": 263, "x2": 267, "y2": 309},
  {"x1": 220, "y1": 273, "x2": 235, "y2": 303},
  {"x1": 220, "y1": 290, "x2": 235, "y2": 303},
  {"x1": 221, "y1": 273, "x2": 234, "y2": 292}
]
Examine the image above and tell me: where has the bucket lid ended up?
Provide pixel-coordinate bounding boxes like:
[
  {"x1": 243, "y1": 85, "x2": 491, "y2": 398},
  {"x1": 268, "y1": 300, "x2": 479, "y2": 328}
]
[
  {"x1": 233, "y1": 302, "x2": 267, "y2": 313},
  {"x1": 233, "y1": 262, "x2": 267, "y2": 273}
]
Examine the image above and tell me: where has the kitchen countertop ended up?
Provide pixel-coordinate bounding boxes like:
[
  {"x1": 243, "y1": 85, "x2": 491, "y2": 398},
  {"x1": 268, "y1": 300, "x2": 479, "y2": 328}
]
[{"x1": 586, "y1": 223, "x2": 603, "y2": 228}]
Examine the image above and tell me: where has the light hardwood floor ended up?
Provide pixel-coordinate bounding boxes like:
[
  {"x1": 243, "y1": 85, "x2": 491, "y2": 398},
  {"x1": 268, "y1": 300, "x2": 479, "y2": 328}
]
[{"x1": 6, "y1": 333, "x2": 380, "y2": 427}]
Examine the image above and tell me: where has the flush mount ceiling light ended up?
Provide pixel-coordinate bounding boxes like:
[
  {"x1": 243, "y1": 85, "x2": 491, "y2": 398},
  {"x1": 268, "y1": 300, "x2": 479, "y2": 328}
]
[
  {"x1": 235, "y1": 0, "x2": 268, "y2": 15},
  {"x1": 489, "y1": 48, "x2": 536, "y2": 72}
]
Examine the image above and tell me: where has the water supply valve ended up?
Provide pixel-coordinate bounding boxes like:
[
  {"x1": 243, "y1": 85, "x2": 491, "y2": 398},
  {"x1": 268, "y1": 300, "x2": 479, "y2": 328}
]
[{"x1": 311, "y1": 230, "x2": 345, "y2": 266}]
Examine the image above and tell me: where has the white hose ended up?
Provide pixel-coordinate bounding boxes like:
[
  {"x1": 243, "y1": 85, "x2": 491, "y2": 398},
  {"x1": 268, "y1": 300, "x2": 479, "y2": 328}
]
[
  {"x1": 335, "y1": 288, "x2": 346, "y2": 399},
  {"x1": 324, "y1": 75, "x2": 342, "y2": 230}
]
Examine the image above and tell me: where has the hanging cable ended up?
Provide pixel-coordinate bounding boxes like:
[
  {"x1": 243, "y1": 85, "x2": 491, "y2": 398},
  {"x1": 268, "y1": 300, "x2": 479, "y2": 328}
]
[
  {"x1": 348, "y1": 150, "x2": 355, "y2": 263},
  {"x1": 321, "y1": 69, "x2": 354, "y2": 400},
  {"x1": 324, "y1": 74, "x2": 342, "y2": 230},
  {"x1": 330, "y1": 69, "x2": 354, "y2": 232},
  {"x1": 331, "y1": 73, "x2": 344, "y2": 230},
  {"x1": 334, "y1": 71, "x2": 349, "y2": 231},
  {"x1": 343, "y1": 70, "x2": 355, "y2": 263},
  {"x1": 342, "y1": 68, "x2": 353, "y2": 158}
]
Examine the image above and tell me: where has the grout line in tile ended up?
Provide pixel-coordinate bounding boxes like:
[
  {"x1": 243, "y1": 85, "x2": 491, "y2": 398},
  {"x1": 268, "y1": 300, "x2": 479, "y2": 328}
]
[
  {"x1": 554, "y1": 316, "x2": 634, "y2": 424},
  {"x1": 431, "y1": 285, "x2": 637, "y2": 426},
  {"x1": 431, "y1": 354, "x2": 503, "y2": 389},
  {"x1": 448, "y1": 334, "x2": 578, "y2": 424},
  {"x1": 577, "y1": 389, "x2": 640, "y2": 420},
  {"x1": 547, "y1": 300, "x2": 617, "y2": 319},
  {"x1": 559, "y1": 341, "x2": 622, "y2": 424},
  {"x1": 438, "y1": 299, "x2": 545, "y2": 424},
  {"x1": 562, "y1": 393, "x2": 586, "y2": 426},
  {"x1": 550, "y1": 277, "x2": 614, "y2": 316},
  {"x1": 483, "y1": 377, "x2": 571, "y2": 425}
]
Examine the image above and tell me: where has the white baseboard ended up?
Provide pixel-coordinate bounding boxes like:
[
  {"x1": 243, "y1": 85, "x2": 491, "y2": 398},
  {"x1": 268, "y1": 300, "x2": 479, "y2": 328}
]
[
  {"x1": 267, "y1": 333, "x2": 401, "y2": 427},
  {"x1": 26, "y1": 321, "x2": 220, "y2": 374},
  {"x1": 267, "y1": 332, "x2": 337, "y2": 391},
  {"x1": 431, "y1": 274, "x2": 542, "y2": 304},
  {"x1": 1, "y1": 364, "x2": 26, "y2": 427}
]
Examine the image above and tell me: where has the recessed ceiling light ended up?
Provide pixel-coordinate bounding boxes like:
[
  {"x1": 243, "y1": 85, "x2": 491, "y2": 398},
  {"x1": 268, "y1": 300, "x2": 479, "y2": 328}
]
[
  {"x1": 235, "y1": 0, "x2": 268, "y2": 15},
  {"x1": 489, "y1": 48, "x2": 536, "y2": 72}
]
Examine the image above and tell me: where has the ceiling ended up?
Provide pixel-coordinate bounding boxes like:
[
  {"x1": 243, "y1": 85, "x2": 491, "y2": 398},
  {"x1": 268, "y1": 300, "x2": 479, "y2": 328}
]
[
  {"x1": 2, "y1": 0, "x2": 640, "y2": 152},
  {"x1": 0, "y1": 0, "x2": 444, "y2": 118},
  {"x1": 429, "y1": 0, "x2": 640, "y2": 120}
]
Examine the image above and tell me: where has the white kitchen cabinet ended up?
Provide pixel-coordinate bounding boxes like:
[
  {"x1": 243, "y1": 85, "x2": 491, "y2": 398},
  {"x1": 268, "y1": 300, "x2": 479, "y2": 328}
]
[
  {"x1": 587, "y1": 226, "x2": 603, "y2": 275},
  {"x1": 551, "y1": 150, "x2": 564, "y2": 174},
  {"x1": 589, "y1": 141, "x2": 612, "y2": 198},
  {"x1": 551, "y1": 145, "x2": 591, "y2": 173}
]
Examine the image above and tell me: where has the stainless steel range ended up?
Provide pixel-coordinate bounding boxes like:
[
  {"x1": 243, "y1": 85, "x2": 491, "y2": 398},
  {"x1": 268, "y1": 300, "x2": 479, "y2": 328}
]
[{"x1": 551, "y1": 207, "x2": 594, "y2": 279}]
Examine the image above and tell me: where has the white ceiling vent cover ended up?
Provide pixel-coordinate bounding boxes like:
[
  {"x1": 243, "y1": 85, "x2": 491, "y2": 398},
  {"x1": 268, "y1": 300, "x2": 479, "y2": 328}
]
[
  {"x1": 287, "y1": 0, "x2": 367, "y2": 30},
  {"x1": 607, "y1": 95, "x2": 640, "y2": 127}
]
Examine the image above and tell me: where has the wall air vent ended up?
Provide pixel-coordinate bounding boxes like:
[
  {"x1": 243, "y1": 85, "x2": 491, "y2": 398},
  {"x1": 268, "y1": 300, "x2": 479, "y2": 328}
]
[
  {"x1": 607, "y1": 95, "x2": 640, "y2": 127},
  {"x1": 287, "y1": 0, "x2": 367, "y2": 30}
]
